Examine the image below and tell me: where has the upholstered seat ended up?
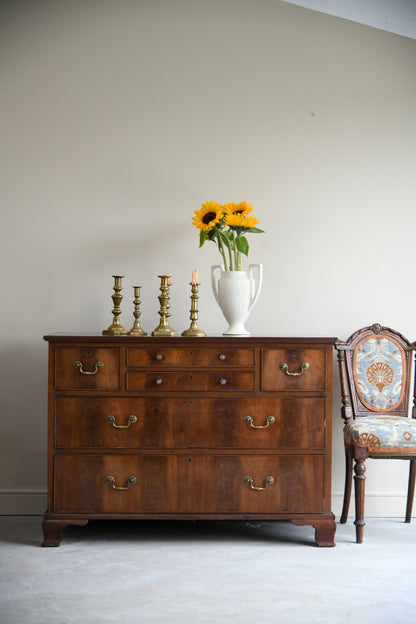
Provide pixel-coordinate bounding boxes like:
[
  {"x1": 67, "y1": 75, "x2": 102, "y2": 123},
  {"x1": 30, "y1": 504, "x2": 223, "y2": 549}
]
[
  {"x1": 345, "y1": 416, "x2": 416, "y2": 452},
  {"x1": 335, "y1": 323, "x2": 416, "y2": 543}
]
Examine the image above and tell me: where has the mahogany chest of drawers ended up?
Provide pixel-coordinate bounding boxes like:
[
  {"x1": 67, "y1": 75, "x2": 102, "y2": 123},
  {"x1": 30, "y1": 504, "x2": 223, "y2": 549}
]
[{"x1": 42, "y1": 335, "x2": 336, "y2": 547}]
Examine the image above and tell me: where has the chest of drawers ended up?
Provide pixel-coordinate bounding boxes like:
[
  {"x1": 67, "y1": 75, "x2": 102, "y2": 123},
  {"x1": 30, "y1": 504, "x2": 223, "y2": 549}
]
[{"x1": 42, "y1": 335, "x2": 336, "y2": 547}]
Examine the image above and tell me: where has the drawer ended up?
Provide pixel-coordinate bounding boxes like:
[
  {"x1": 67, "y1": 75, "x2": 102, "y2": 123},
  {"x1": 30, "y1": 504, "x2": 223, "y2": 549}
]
[
  {"x1": 55, "y1": 397, "x2": 325, "y2": 449},
  {"x1": 126, "y1": 371, "x2": 254, "y2": 392},
  {"x1": 261, "y1": 348, "x2": 326, "y2": 392},
  {"x1": 54, "y1": 454, "x2": 324, "y2": 514},
  {"x1": 55, "y1": 347, "x2": 120, "y2": 391},
  {"x1": 126, "y1": 347, "x2": 255, "y2": 367}
]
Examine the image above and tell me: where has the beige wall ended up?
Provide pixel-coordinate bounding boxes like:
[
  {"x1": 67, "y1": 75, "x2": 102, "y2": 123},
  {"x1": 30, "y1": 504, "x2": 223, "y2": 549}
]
[{"x1": 1, "y1": 0, "x2": 415, "y2": 516}]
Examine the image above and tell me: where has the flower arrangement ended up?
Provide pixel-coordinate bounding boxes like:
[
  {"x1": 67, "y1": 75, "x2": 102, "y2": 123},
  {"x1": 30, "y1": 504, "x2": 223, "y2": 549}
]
[{"x1": 192, "y1": 201, "x2": 265, "y2": 271}]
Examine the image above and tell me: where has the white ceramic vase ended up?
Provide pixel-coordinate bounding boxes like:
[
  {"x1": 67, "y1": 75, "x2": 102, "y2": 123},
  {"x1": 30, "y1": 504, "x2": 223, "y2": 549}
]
[{"x1": 211, "y1": 264, "x2": 263, "y2": 335}]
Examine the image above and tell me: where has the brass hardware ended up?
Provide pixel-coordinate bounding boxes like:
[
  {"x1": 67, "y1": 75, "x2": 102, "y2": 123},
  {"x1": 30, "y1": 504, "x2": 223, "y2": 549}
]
[
  {"x1": 128, "y1": 286, "x2": 147, "y2": 336},
  {"x1": 105, "y1": 475, "x2": 136, "y2": 490},
  {"x1": 106, "y1": 414, "x2": 137, "y2": 429},
  {"x1": 102, "y1": 275, "x2": 128, "y2": 336},
  {"x1": 244, "y1": 415, "x2": 276, "y2": 429},
  {"x1": 182, "y1": 280, "x2": 206, "y2": 337},
  {"x1": 152, "y1": 274, "x2": 178, "y2": 336},
  {"x1": 155, "y1": 353, "x2": 164, "y2": 361},
  {"x1": 280, "y1": 362, "x2": 310, "y2": 376},
  {"x1": 244, "y1": 475, "x2": 275, "y2": 491},
  {"x1": 73, "y1": 361, "x2": 104, "y2": 375},
  {"x1": 219, "y1": 378, "x2": 227, "y2": 385},
  {"x1": 155, "y1": 377, "x2": 163, "y2": 385},
  {"x1": 219, "y1": 354, "x2": 227, "y2": 361}
]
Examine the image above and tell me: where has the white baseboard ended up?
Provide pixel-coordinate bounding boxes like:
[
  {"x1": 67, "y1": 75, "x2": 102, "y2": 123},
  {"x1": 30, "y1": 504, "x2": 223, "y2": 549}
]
[
  {"x1": 331, "y1": 492, "x2": 414, "y2": 519},
  {"x1": 0, "y1": 489, "x2": 414, "y2": 517}
]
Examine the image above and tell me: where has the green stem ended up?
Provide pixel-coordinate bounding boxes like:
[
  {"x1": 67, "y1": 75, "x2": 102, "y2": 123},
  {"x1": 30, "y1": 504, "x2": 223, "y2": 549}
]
[
  {"x1": 231, "y1": 232, "x2": 236, "y2": 271},
  {"x1": 235, "y1": 233, "x2": 242, "y2": 270},
  {"x1": 216, "y1": 232, "x2": 229, "y2": 271},
  {"x1": 228, "y1": 237, "x2": 234, "y2": 270}
]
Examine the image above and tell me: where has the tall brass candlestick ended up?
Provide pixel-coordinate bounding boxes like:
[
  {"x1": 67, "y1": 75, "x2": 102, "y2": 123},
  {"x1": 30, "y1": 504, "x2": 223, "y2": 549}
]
[
  {"x1": 182, "y1": 281, "x2": 206, "y2": 336},
  {"x1": 128, "y1": 286, "x2": 147, "y2": 335},
  {"x1": 151, "y1": 274, "x2": 178, "y2": 336},
  {"x1": 102, "y1": 275, "x2": 128, "y2": 335}
]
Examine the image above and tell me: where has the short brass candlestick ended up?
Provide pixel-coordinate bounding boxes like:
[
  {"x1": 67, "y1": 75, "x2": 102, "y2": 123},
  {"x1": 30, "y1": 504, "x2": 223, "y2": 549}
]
[
  {"x1": 128, "y1": 286, "x2": 147, "y2": 336},
  {"x1": 102, "y1": 275, "x2": 128, "y2": 335},
  {"x1": 151, "y1": 274, "x2": 178, "y2": 336},
  {"x1": 182, "y1": 281, "x2": 206, "y2": 336}
]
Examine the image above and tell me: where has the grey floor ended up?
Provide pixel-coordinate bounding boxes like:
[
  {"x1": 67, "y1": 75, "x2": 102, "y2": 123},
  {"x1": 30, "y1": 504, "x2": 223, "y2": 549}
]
[{"x1": 1, "y1": 516, "x2": 415, "y2": 624}]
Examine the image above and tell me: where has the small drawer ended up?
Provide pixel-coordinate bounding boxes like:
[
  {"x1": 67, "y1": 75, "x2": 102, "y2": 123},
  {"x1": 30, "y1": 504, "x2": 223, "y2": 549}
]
[
  {"x1": 54, "y1": 454, "x2": 324, "y2": 514},
  {"x1": 54, "y1": 347, "x2": 120, "y2": 391},
  {"x1": 126, "y1": 347, "x2": 255, "y2": 368},
  {"x1": 126, "y1": 371, "x2": 255, "y2": 392},
  {"x1": 54, "y1": 397, "x2": 325, "y2": 450},
  {"x1": 261, "y1": 348, "x2": 326, "y2": 392}
]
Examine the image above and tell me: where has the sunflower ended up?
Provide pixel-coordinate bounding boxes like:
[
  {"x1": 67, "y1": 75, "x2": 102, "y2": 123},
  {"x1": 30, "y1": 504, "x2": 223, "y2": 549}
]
[
  {"x1": 221, "y1": 202, "x2": 237, "y2": 216},
  {"x1": 192, "y1": 201, "x2": 222, "y2": 231},
  {"x1": 233, "y1": 201, "x2": 253, "y2": 216},
  {"x1": 224, "y1": 213, "x2": 259, "y2": 229}
]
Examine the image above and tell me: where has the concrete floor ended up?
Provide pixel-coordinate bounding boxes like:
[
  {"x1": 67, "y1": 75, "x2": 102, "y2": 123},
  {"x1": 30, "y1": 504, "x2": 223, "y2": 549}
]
[{"x1": 1, "y1": 516, "x2": 415, "y2": 624}]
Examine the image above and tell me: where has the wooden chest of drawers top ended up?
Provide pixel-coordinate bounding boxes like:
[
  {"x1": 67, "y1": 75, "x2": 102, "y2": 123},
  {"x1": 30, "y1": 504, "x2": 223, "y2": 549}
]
[{"x1": 47, "y1": 335, "x2": 334, "y2": 394}]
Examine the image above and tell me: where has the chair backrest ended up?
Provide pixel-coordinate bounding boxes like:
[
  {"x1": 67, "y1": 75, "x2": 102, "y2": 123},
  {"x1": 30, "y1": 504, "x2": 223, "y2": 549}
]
[{"x1": 336, "y1": 323, "x2": 415, "y2": 423}]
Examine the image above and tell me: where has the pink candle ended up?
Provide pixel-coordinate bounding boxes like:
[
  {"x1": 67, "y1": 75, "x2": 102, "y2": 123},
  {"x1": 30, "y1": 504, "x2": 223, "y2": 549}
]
[{"x1": 191, "y1": 269, "x2": 199, "y2": 284}]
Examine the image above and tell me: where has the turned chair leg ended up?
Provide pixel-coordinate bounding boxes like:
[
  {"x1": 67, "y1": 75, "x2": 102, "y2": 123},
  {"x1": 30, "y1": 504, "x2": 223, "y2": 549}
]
[
  {"x1": 353, "y1": 456, "x2": 366, "y2": 543},
  {"x1": 340, "y1": 446, "x2": 353, "y2": 524},
  {"x1": 405, "y1": 459, "x2": 416, "y2": 523}
]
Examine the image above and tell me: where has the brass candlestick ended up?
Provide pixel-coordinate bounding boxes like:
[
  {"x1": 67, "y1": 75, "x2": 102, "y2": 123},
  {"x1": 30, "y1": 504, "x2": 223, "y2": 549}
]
[
  {"x1": 102, "y1": 275, "x2": 128, "y2": 335},
  {"x1": 128, "y1": 286, "x2": 147, "y2": 336},
  {"x1": 182, "y1": 281, "x2": 206, "y2": 336},
  {"x1": 151, "y1": 274, "x2": 178, "y2": 336}
]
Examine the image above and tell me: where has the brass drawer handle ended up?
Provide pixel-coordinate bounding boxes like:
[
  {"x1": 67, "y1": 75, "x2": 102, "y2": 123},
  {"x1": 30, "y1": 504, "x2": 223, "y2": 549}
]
[
  {"x1": 155, "y1": 353, "x2": 164, "y2": 361},
  {"x1": 244, "y1": 415, "x2": 276, "y2": 429},
  {"x1": 106, "y1": 414, "x2": 137, "y2": 429},
  {"x1": 244, "y1": 475, "x2": 275, "y2": 491},
  {"x1": 105, "y1": 475, "x2": 136, "y2": 490},
  {"x1": 219, "y1": 353, "x2": 227, "y2": 361},
  {"x1": 280, "y1": 362, "x2": 309, "y2": 376},
  {"x1": 73, "y1": 361, "x2": 104, "y2": 375},
  {"x1": 155, "y1": 377, "x2": 164, "y2": 385},
  {"x1": 219, "y1": 378, "x2": 227, "y2": 386}
]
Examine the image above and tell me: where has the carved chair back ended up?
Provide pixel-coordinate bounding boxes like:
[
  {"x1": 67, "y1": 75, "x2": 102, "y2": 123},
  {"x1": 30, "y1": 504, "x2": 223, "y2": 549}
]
[{"x1": 336, "y1": 323, "x2": 415, "y2": 424}]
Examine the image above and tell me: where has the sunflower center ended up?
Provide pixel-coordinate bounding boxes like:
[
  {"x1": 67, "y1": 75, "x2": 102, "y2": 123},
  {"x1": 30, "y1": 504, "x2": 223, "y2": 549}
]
[{"x1": 203, "y1": 212, "x2": 217, "y2": 224}]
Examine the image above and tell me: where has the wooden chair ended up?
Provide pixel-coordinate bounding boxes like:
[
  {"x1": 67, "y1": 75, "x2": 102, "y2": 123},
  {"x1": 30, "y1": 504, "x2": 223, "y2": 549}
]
[{"x1": 335, "y1": 323, "x2": 416, "y2": 542}]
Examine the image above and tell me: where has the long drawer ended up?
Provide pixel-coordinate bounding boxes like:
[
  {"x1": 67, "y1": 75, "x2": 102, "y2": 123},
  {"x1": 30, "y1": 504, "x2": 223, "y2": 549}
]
[
  {"x1": 126, "y1": 371, "x2": 255, "y2": 392},
  {"x1": 126, "y1": 347, "x2": 255, "y2": 367},
  {"x1": 54, "y1": 454, "x2": 324, "y2": 514},
  {"x1": 54, "y1": 397, "x2": 325, "y2": 449}
]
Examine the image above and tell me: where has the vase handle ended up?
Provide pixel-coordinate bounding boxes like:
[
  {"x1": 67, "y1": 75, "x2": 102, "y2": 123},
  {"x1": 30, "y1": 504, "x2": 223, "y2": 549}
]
[
  {"x1": 211, "y1": 265, "x2": 222, "y2": 306},
  {"x1": 248, "y1": 264, "x2": 263, "y2": 315}
]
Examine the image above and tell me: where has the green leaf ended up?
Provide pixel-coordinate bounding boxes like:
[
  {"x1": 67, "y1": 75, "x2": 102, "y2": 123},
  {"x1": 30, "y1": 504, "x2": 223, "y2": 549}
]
[
  {"x1": 247, "y1": 227, "x2": 265, "y2": 234},
  {"x1": 236, "y1": 236, "x2": 249, "y2": 256},
  {"x1": 199, "y1": 229, "x2": 208, "y2": 247}
]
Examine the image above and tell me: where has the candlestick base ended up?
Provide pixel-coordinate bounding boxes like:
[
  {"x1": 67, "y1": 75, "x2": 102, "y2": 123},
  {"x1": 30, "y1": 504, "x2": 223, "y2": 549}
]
[
  {"x1": 181, "y1": 326, "x2": 206, "y2": 337},
  {"x1": 152, "y1": 326, "x2": 179, "y2": 337}
]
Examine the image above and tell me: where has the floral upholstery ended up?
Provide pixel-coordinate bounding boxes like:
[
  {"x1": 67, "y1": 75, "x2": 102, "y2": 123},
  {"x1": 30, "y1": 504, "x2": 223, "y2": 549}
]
[
  {"x1": 345, "y1": 416, "x2": 416, "y2": 453},
  {"x1": 353, "y1": 336, "x2": 405, "y2": 412}
]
